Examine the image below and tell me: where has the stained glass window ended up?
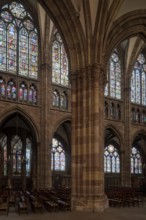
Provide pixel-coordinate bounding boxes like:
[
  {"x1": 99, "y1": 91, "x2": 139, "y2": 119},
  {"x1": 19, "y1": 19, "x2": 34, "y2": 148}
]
[
  {"x1": 7, "y1": 80, "x2": 16, "y2": 100},
  {"x1": 11, "y1": 135, "x2": 22, "y2": 175},
  {"x1": 19, "y1": 82, "x2": 27, "y2": 101},
  {"x1": 0, "y1": 1, "x2": 38, "y2": 78},
  {"x1": 104, "y1": 51, "x2": 121, "y2": 99},
  {"x1": 60, "y1": 92, "x2": 68, "y2": 109},
  {"x1": 52, "y1": 32, "x2": 69, "y2": 86},
  {"x1": 52, "y1": 90, "x2": 60, "y2": 107},
  {"x1": 0, "y1": 77, "x2": 6, "y2": 97},
  {"x1": 104, "y1": 144, "x2": 120, "y2": 173},
  {"x1": 26, "y1": 138, "x2": 32, "y2": 176},
  {"x1": 0, "y1": 135, "x2": 7, "y2": 176},
  {"x1": 51, "y1": 138, "x2": 65, "y2": 171},
  {"x1": 0, "y1": 20, "x2": 6, "y2": 71},
  {"x1": 28, "y1": 84, "x2": 37, "y2": 104},
  {"x1": 131, "y1": 54, "x2": 146, "y2": 105},
  {"x1": 131, "y1": 147, "x2": 142, "y2": 174}
]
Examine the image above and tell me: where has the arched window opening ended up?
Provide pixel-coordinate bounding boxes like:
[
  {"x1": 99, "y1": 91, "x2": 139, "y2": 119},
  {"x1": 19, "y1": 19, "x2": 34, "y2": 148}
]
[
  {"x1": 28, "y1": 84, "x2": 37, "y2": 104},
  {"x1": 60, "y1": 92, "x2": 68, "y2": 109},
  {"x1": 52, "y1": 31, "x2": 69, "y2": 86},
  {"x1": 26, "y1": 138, "x2": 32, "y2": 177},
  {"x1": 0, "y1": 135, "x2": 7, "y2": 176},
  {"x1": 104, "y1": 51, "x2": 121, "y2": 99},
  {"x1": 135, "y1": 109, "x2": 140, "y2": 123},
  {"x1": 131, "y1": 108, "x2": 135, "y2": 123},
  {"x1": 116, "y1": 104, "x2": 121, "y2": 120},
  {"x1": 104, "y1": 144, "x2": 120, "y2": 173},
  {"x1": 0, "y1": 77, "x2": 6, "y2": 97},
  {"x1": 11, "y1": 135, "x2": 22, "y2": 176},
  {"x1": 131, "y1": 53, "x2": 146, "y2": 105},
  {"x1": 52, "y1": 90, "x2": 60, "y2": 107},
  {"x1": 110, "y1": 102, "x2": 116, "y2": 119},
  {"x1": 7, "y1": 79, "x2": 16, "y2": 100},
  {"x1": 19, "y1": 82, "x2": 28, "y2": 101},
  {"x1": 0, "y1": 1, "x2": 38, "y2": 78},
  {"x1": 131, "y1": 147, "x2": 142, "y2": 174},
  {"x1": 51, "y1": 138, "x2": 65, "y2": 171}
]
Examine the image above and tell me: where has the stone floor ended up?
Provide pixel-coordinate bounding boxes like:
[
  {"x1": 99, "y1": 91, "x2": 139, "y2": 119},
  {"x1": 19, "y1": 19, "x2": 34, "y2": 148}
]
[{"x1": 0, "y1": 204, "x2": 146, "y2": 220}]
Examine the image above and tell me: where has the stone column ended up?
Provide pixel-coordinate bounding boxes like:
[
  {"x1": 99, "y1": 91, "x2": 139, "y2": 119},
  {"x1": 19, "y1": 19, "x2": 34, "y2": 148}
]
[
  {"x1": 122, "y1": 86, "x2": 131, "y2": 187},
  {"x1": 71, "y1": 64, "x2": 108, "y2": 212},
  {"x1": 38, "y1": 63, "x2": 52, "y2": 189}
]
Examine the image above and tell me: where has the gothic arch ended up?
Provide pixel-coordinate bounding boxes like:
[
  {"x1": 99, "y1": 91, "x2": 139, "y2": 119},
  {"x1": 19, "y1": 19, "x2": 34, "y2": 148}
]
[
  {"x1": 131, "y1": 129, "x2": 146, "y2": 145},
  {"x1": 104, "y1": 10, "x2": 146, "y2": 68},
  {"x1": 105, "y1": 125, "x2": 123, "y2": 147},
  {"x1": 0, "y1": 107, "x2": 40, "y2": 142},
  {"x1": 38, "y1": 0, "x2": 86, "y2": 71}
]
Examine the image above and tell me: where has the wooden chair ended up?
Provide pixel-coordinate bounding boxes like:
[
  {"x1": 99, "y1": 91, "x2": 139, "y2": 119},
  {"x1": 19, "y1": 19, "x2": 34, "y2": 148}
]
[{"x1": 0, "y1": 197, "x2": 9, "y2": 216}]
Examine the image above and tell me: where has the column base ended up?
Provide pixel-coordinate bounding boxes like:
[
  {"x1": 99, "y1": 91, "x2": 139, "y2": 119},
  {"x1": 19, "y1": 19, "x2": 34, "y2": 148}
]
[{"x1": 71, "y1": 194, "x2": 109, "y2": 212}]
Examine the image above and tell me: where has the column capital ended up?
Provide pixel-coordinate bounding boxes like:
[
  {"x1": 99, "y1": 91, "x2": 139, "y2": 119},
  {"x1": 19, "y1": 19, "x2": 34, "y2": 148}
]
[{"x1": 91, "y1": 63, "x2": 107, "y2": 87}]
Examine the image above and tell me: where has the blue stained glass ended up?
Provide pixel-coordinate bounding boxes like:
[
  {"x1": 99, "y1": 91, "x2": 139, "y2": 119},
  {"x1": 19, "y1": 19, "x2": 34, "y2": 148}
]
[
  {"x1": 7, "y1": 81, "x2": 16, "y2": 100},
  {"x1": 51, "y1": 138, "x2": 65, "y2": 171},
  {"x1": 29, "y1": 32, "x2": 38, "y2": 79},
  {"x1": 10, "y1": 2, "x2": 26, "y2": 19},
  {"x1": 131, "y1": 147, "x2": 142, "y2": 174},
  {"x1": 7, "y1": 24, "x2": 17, "y2": 73},
  {"x1": 1, "y1": 11, "x2": 12, "y2": 22},
  {"x1": 104, "y1": 145, "x2": 120, "y2": 173},
  {"x1": 0, "y1": 2, "x2": 38, "y2": 80},
  {"x1": 0, "y1": 20, "x2": 6, "y2": 71},
  {"x1": 106, "y1": 51, "x2": 121, "y2": 99},
  {"x1": 19, "y1": 82, "x2": 28, "y2": 101},
  {"x1": 19, "y1": 28, "x2": 28, "y2": 76},
  {"x1": 131, "y1": 54, "x2": 146, "y2": 106},
  {"x1": 52, "y1": 32, "x2": 69, "y2": 86}
]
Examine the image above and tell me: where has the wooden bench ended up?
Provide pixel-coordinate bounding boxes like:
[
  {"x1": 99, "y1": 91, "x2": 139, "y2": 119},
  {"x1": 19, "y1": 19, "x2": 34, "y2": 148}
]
[
  {"x1": 18, "y1": 201, "x2": 28, "y2": 215},
  {"x1": 31, "y1": 200, "x2": 43, "y2": 213},
  {"x1": 0, "y1": 197, "x2": 9, "y2": 216}
]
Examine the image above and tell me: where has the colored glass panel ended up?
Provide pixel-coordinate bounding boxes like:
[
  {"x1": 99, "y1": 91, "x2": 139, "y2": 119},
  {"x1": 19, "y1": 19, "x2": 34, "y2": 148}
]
[
  {"x1": 52, "y1": 32, "x2": 69, "y2": 86},
  {"x1": 7, "y1": 81, "x2": 16, "y2": 100},
  {"x1": 131, "y1": 147, "x2": 142, "y2": 174},
  {"x1": 7, "y1": 24, "x2": 17, "y2": 73},
  {"x1": 28, "y1": 85, "x2": 37, "y2": 103},
  {"x1": 23, "y1": 20, "x2": 34, "y2": 31},
  {"x1": 19, "y1": 28, "x2": 28, "y2": 76},
  {"x1": 29, "y1": 31, "x2": 38, "y2": 78},
  {"x1": 0, "y1": 20, "x2": 6, "y2": 71},
  {"x1": 19, "y1": 82, "x2": 27, "y2": 101},
  {"x1": 104, "y1": 144, "x2": 120, "y2": 173},
  {"x1": 26, "y1": 138, "x2": 32, "y2": 176},
  {"x1": 1, "y1": 11, "x2": 12, "y2": 22},
  {"x1": 0, "y1": 2, "x2": 38, "y2": 80},
  {"x1": 131, "y1": 54, "x2": 146, "y2": 105},
  {"x1": 106, "y1": 51, "x2": 121, "y2": 99},
  {"x1": 0, "y1": 78, "x2": 6, "y2": 96},
  {"x1": 10, "y1": 2, "x2": 26, "y2": 19},
  {"x1": 51, "y1": 138, "x2": 65, "y2": 171},
  {"x1": 11, "y1": 135, "x2": 22, "y2": 175}
]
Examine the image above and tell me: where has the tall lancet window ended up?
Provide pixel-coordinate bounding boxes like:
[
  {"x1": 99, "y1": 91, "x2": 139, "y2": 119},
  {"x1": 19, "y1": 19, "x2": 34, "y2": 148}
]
[
  {"x1": 104, "y1": 50, "x2": 121, "y2": 99},
  {"x1": 131, "y1": 147, "x2": 142, "y2": 174},
  {"x1": 0, "y1": 1, "x2": 38, "y2": 78},
  {"x1": 104, "y1": 144, "x2": 120, "y2": 173},
  {"x1": 52, "y1": 31, "x2": 69, "y2": 86},
  {"x1": 131, "y1": 53, "x2": 146, "y2": 105},
  {"x1": 12, "y1": 135, "x2": 22, "y2": 176},
  {"x1": 51, "y1": 138, "x2": 65, "y2": 171}
]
